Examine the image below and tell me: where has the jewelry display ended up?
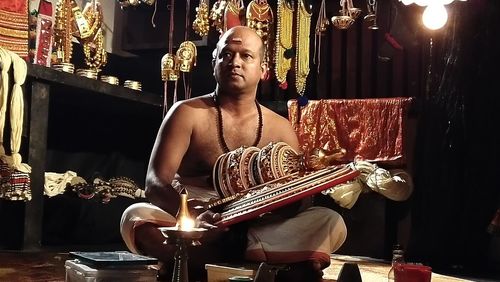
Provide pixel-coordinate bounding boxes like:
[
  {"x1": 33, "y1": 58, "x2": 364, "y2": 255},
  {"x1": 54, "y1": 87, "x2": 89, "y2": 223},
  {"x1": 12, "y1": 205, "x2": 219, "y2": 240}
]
[
  {"x1": 124, "y1": 80, "x2": 142, "y2": 91},
  {"x1": 100, "y1": 75, "x2": 119, "y2": 85},
  {"x1": 176, "y1": 41, "x2": 197, "y2": 73},
  {"x1": 161, "y1": 53, "x2": 179, "y2": 81},
  {"x1": 140, "y1": 0, "x2": 156, "y2": 5},
  {"x1": 52, "y1": 62, "x2": 74, "y2": 73},
  {"x1": 274, "y1": 0, "x2": 294, "y2": 87},
  {"x1": 314, "y1": 0, "x2": 328, "y2": 73},
  {"x1": 70, "y1": 0, "x2": 91, "y2": 39},
  {"x1": 294, "y1": 0, "x2": 311, "y2": 96},
  {"x1": 78, "y1": 0, "x2": 107, "y2": 71},
  {"x1": 209, "y1": 0, "x2": 228, "y2": 34},
  {"x1": 331, "y1": 0, "x2": 356, "y2": 30},
  {"x1": 75, "y1": 68, "x2": 98, "y2": 79},
  {"x1": 193, "y1": 0, "x2": 209, "y2": 37},
  {"x1": 53, "y1": 0, "x2": 73, "y2": 63},
  {"x1": 364, "y1": 0, "x2": 379, "y2": 30},
  {"x1": 224, "y1": 0, "x2": 244, "y2": 32},
  {"x1": 246, "y1": 0, "x2": 273, "y2": 63},
  {"x1": 117, "y1": 0, "x2": 140, "y2": 8},
  {"x1": 82, "y1": 28, "x2": 107, "y2": 70}
]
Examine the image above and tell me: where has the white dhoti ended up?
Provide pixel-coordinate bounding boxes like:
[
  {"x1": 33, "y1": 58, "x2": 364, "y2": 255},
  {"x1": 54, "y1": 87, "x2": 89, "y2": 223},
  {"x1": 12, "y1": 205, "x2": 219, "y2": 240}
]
[
  {"x1": 245, "y1": 206, "x2": 346, "y2": 267},
  {"x1": 120, "y1": 177, "x2": 347, "y2": 267}
]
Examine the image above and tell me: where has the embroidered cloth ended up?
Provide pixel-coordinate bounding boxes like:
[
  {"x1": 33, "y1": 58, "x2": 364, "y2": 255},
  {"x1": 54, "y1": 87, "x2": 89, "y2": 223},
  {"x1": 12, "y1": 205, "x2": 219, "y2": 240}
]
[
  {"x1": 0, "y1": 0, "x2": 29, "y2": 58},
  {"x1": 288, "y1": 98, "x2": 413, "y2": 165}
]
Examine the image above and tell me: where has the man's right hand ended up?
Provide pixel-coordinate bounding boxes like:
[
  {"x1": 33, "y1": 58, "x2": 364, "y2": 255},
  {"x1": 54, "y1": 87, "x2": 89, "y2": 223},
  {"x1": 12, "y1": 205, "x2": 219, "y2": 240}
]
[{"x1": 196, "y1": 210, "x2": 229, "y2": 243}]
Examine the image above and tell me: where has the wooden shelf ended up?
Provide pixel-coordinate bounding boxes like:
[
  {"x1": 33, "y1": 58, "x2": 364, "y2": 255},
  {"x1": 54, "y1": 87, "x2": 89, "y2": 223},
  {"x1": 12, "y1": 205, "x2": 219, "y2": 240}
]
[
  {"x1": 27, "y1": 64, "x2": 163, "y2": 108},
  {"x1": 22, "y1": 64, "x2": 163, "y2": 250}
]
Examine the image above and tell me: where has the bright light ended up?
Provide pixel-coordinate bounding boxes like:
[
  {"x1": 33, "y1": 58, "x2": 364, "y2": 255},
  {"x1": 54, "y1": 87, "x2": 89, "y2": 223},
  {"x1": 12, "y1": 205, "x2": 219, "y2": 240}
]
[
  {"x1": 401, "y1": 0, "x2": 414, "y2": 5},
  {"x1": 440, "y1": 0, "x2": 454, "y2": 4},
  {"x1": 415, "y1": 0, "x2": 429, "y2": 6},
  {"x1": 422, "y1": 4, "x2": 448, "y2": 30},
  {"x1": 177, "y1": 216, "x2": 195, "y2": 231}
]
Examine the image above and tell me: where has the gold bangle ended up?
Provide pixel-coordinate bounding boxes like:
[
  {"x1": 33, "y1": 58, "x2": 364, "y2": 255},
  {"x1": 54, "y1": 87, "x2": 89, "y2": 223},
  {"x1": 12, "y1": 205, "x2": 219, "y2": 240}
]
[
  {"x1": 52, "y1": 62, "x2": 75, "y2": 73},
  {"x1": 76, "y1": 68, "x2": 98, "y2": 79},
  {"x1": 100, "y1": 75, "x2": 119, "y2": 85},
  {"x1": 124, "y1": 80, "x2": 142, "y2": 91}
]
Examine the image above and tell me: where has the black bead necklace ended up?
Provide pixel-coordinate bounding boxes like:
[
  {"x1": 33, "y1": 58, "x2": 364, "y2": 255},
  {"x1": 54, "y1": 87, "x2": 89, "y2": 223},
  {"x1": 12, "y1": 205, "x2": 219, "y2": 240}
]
[{"x1": 214, "y1": 94, "x2": 263, "y2": 153}]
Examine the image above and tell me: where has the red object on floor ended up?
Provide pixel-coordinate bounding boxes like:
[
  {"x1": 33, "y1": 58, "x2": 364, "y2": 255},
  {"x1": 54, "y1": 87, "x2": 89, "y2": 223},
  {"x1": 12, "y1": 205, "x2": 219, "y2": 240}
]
[{"x1": 394, "y1": 264, "x2": 432, "y2": 282}]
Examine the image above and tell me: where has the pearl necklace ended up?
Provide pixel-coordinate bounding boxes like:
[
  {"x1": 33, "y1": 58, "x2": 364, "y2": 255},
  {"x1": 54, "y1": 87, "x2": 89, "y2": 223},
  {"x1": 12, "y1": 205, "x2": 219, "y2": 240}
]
[{"x1": 214, "y1": 94, "x2": 263, "y2": 153}]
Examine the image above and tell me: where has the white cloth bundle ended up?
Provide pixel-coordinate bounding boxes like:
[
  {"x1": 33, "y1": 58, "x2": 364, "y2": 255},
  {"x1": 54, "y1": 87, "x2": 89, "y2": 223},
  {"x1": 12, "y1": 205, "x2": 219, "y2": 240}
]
[
  {"x1": 323, "y1": 161, "x2": 414, "y2": 208},
  {"x1": 0, "y1": 48, "x2": 11, "y2": 157},
  {"x1": 0, "y1": 49, "x2": 31, "y2": 173}
]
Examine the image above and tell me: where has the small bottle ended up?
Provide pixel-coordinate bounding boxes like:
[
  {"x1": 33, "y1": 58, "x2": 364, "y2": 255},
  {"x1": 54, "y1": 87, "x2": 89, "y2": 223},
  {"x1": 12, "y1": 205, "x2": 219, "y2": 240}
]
[{"x1": 388, "y1": 244, "x2": 405, "y2": 281}]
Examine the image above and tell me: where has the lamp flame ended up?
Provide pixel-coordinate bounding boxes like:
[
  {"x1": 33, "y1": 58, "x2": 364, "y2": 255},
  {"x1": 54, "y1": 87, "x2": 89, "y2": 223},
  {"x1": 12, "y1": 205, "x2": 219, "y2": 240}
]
[{"x1": 177, "y1": 216, "x2": 195, "y2": 231}]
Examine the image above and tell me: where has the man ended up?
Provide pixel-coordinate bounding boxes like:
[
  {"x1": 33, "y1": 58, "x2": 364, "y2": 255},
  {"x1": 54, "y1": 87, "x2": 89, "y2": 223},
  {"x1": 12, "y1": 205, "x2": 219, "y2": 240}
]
[{"x1": 121, "y1": 26, "x2": 347, "y2": 281}]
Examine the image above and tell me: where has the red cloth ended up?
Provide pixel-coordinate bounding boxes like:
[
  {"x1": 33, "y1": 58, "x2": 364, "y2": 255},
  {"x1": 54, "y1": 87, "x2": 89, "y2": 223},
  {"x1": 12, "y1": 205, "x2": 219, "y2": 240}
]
[
  {"x1": 288, "y1": 98, "x2": 413, "y2": 165},
  {"x1": 0, "y1": 0, "x2": 28, "y2": 58},
  {"x1": 0, "y1": 0, "x2": 27, "y2": 12}
]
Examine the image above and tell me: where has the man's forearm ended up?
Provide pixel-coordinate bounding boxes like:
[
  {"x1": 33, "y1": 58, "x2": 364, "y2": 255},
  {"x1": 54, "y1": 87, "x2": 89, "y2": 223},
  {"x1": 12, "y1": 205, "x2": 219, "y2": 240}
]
[{"x1": 146, "y1": 183, "x2": 180, "y2": 216}]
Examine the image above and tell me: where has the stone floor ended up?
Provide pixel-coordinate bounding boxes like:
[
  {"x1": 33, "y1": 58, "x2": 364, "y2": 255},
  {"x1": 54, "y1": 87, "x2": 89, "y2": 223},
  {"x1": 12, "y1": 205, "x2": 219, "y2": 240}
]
[
  {"x1": 0, "y1": 251, "x2": 493, "y2": 282},
  {"x1": 0, "y1": 251, "x2": 68, "y2": 282}
]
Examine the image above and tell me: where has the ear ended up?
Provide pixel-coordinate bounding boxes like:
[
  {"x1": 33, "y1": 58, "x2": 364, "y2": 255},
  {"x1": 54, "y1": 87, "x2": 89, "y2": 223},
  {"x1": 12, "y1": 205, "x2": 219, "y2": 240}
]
[{"x1": 260, "y1": 62, "x2": 268, "y2": 80}]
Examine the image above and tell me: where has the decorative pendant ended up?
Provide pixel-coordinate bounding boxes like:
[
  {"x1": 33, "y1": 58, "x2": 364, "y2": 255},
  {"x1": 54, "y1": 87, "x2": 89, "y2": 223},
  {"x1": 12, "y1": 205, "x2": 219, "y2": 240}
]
[
  {"x1": 246, "y1": 0, "x2": 274, "y2": 63},
  {"x1": 193, "y1": 0, "x2": 210, "y2": 37},
  {"x1": 294, "y1": 0, "x2": 311, "y2": 96},
  {"x1": 274, "y1": 0, "x2": 294, "y2": 86}
]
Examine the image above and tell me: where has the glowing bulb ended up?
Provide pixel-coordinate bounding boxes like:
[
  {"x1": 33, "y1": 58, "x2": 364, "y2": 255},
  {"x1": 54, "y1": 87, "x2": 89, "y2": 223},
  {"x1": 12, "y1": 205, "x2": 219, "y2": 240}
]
[
  {"x1": 401, "y1": 0, "x2": 414, "y2": 5},
  {"x1": 415, "y1": 0, "x2": 429, "y2": 6},
  {"x1": 440, "y1": 0, "x2": 454, "y2": 4},
  {"x1": 422, "y1": 4, "x2": 448, "y2": 30}
]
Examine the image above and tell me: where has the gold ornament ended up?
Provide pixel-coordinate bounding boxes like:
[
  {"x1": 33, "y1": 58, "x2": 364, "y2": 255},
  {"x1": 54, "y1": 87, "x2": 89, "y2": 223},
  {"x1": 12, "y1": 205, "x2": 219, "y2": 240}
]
[
  {"x1": 124, "y1": 80, "x2": 142, "y2": 91},
  {"x1": 193, "y1": 0, "x2": 210, "y2": 37},
  {"x1": 332, "y1": 0, "x2": 358, "y2": 29},
  {"x1": 161, "y1": 53, "x2": 179, "y2": 81},
  {"x1": 294, "y1": 0, "x2": 311, "y2": 95},
  {"x1": 100, "y1": 75, "x2": 119, "y2": 85},
  {"x1": 209, "y1": 0, "x2": 228, "y2": 34},
  {"x1": 70, "y1": 0, "x2": 91, "y2": 39},
  {"x1": 53, "y1": 0, "x2": 73, "y2": 63},
  {"x1": 223, "y1": 0, "x2": 244, "y2": 33},
  {"x1": 314, "y1": 0, "x2": 329, "y2": 73},
  {"x1": 246, "y1": 0, "x2": 273, "y2": 63},
  {"x1": 176, "y1": 41, "x2": 197, "y2": 73},
  {"x1": 274, "y1": 0, "x2": 294, "y2": 85},
  {"x1": 364, "y1": 0, "x2": 379, "y2": 30},
  {"x1": 75, "y1": 68, "x2": 98, "y2": 79},
  {"x1": 77, "y1": 1, "x2": 107, "y2": 71},
  {"x1": 82, "y1": 28, "x2": 107, "y2": 71}
]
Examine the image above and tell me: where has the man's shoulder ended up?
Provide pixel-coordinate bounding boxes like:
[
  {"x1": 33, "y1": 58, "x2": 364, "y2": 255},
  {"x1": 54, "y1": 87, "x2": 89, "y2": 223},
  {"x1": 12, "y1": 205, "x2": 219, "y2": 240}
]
[
  {"x1": 172, "y1": 94, "x2": 214, "y2": 112},
  {"x1": 260, "y1": 104, "x2": 289, "y2": 123}
]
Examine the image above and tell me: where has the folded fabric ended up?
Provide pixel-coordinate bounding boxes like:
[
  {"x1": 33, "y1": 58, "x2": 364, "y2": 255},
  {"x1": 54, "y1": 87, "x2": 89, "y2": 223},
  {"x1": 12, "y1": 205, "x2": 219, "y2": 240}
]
[
  {"x1": 0, "y1": 0, "x2": 29, "y2": 58},
  {"x1": 288, "y1": 98, "x2": 413, "y2": 165}
]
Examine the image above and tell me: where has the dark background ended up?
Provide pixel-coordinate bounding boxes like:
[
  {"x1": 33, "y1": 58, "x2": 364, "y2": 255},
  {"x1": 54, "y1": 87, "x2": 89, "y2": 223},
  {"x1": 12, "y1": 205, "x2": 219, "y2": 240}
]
[{"x1": 0, "y1": 0, "x2": 499, "y2": 279}]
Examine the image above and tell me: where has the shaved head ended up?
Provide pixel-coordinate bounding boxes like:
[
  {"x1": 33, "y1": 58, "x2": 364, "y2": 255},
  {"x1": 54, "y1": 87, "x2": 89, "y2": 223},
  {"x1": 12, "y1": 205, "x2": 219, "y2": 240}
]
[{"x1": 214, "y1": 26, "x2": 265, "y2": 63}]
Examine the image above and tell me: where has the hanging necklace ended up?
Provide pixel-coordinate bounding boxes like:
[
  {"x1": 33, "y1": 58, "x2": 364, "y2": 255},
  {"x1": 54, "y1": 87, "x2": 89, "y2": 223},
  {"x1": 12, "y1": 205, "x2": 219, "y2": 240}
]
[{"x1": 214, "y1": 94, "x2": 263, "y2": 153}]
